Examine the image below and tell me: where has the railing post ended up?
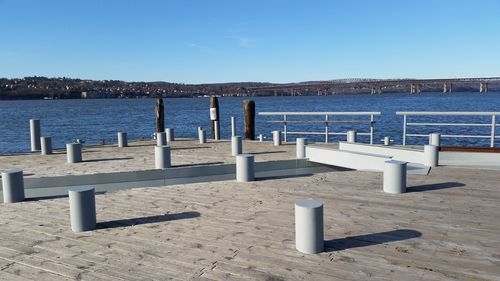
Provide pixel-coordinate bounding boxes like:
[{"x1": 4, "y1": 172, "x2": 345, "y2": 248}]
[
  {"x1": 491, "y1": 115, "x2": 496, "y2": 148},
  {"x1": 283, "y1": 114, "x2": 288, "y2": 143},
  {"x1": 370, "y1": 114, "x2": 374, "y2": 144},
  {"x1": 403, "y1": 114, "x2": 407, "y2": 146},
  {"x1": 324, "y1": 115, "x2": 329, "y2": 143}
]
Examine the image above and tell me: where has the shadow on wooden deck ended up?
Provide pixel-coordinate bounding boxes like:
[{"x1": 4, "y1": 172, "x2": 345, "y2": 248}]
[
  {"x1": 324, "y1": 229, "x2": 422, "y2": 252},
  {"x1": 97, "y1": 211, "x2": 201, "y2": 229},
  {"x1": 408, "y1": 182, "x2": 465, "y2": 192}
]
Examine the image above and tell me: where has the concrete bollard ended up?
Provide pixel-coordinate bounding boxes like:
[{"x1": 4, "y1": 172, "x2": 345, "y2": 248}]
[
  {"x1": 214, "y1": 121, "x2": 220, "y2": 140},
  {"x1": 1, "y1": 169, "x2": 25, "y2": 203},
  {"x1": 424, "y1": 145, "x2": 439, "y2": 167},
  {"x1": 41, "y1": 136, "x2": 53, "y2": 155},
  {"x1": 429, "y1": 133, "x2": 441, "y2": 147},
  {"x1": 272, "y1": 131, "x2": 281, "y2": 146},
  {"x1": 166, "y1": 128, "x2": 174, "y2": 142},
  {"x1": 66, "y1": 143, "x2": 82, "y2": 163},
  {"x1": 295, "y1": 199, "x2": 324, "y2": 254},
  {"x1": 232, "y1": 136, "x2": 243, "y2": 156},
  {"x1": 198, "y1": 128, "x2": 206, "y2": 144},
  {"x1": 258, "y1": 134, "x2": 264, "y2": 142},
  {"x1": 347, "y1": 130, "x2": 357, "y2": 143},
  {"x1": 117, "y1": 132, "x2": 128, "y2": 147},
  {"x1": 157, "y1": 132, "x2": 167, "y2": 146},
  {"x1": 30, "y1": 119, "x2": 41, "y2": 152},
  {"x1": 383, "y1": 136, "x2": 391, "y2": 146},
  {"x1": 69, "y1": 186, "x2": 96, "y2": 232},
  {"x1": 383, "y1": 160, "x2": 407, "y2": 194},
  {"x1": 155, "y1": 145, "x2": 171, "y2": 169},
  {"x1": 231, "y1": 116, "x2": 236, "y2": 137},
  {"x1": 296, "y1": 138, "x2": 307, "y2": 159},
  {"x1": 236, "y1": 154, "x2": 254, "y2": 182}
]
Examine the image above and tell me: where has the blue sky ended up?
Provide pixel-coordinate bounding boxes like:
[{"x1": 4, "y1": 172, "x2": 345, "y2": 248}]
[{"x1": 0, "y1": 0, "x2": 499, "y2": 83}]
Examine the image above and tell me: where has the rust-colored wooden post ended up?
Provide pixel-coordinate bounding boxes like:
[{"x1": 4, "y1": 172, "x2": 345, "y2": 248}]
[
  {"x1": 210, "y1": 97, "x2": 220, "y2": 139},
  {"x1": 156, "y1": 98, "x2": 164, "y2": 133},
  {"x1": 244, "y1": 100, "x2": 255, "y2": 140}
]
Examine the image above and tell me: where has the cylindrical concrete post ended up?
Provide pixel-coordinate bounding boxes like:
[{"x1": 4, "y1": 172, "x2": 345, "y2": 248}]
[
  {"x1": 198, "y1": 128, "x2": 206, "y2": 144},
  {"x1": 232, "y1": 136, "x2": 242, "y2": 156},
  {"x1": 214, "y1": 121, "x2": 220, "y2": 140},
  {"x1": 30, "y1": 119, "x2": 41, "y2": 152},
  {"x1": 236, "y1": 154, "x2": 254, "y2": 182},
  {"x1": 117, "y1": 132, "x2": 128, "y2": 147},
  {"x1": 272, "y1": 131, "x2": 281, "y2": 146},
  {"x1": 166, "y1": 128, "x2": 174, "y2": 142},
  {"x1": 41, "y1": 136, "x2": 52, "y2": 155},
  {"x1": 383, "y1": 160, "x2": 407, "y2": 194},
  {"x1": 1, "y1": 169, "x2": 25, "y2": 203},
  {"x1": 157, "y1": 132, "x2": 167, "y2": 146},
  {"x1": 69, "y1": 186, "x2": 96, "y2": 232},
  {"x1": 296, "y1": 138, "x2": 307, "y2": 159},
  {"x1": 66, "y1": 143, "x2": 82, "y2": 163},
  {"x1": 155, "y1": 145, "x2": 171, "y2": 169},
  {"x1": 231, "y1": 116, "x2": 236, "y2": 137},
  {"x1": 424, "y1": 145, "x2": 439, "y2": 167},
  {"x1": 429, "y1": 133, "x2": 441, "y2": 147},
  {"x1": 347, "y1": 130, "x2": 357, "y2": 143},
  {"x1": 295, "y1": 199, "x2": 324, "y2": 254},
  {"x1": 258, "y1": 134, "x2": 264, "y2": 142},
  {"x1": 383, "y1": 136, "x2": 391, "y2": 146}
]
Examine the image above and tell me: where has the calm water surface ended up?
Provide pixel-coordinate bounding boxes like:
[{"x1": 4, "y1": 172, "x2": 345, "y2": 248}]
[{"x1": 1, "y1": 92, "x2": 499, "y2": 153}]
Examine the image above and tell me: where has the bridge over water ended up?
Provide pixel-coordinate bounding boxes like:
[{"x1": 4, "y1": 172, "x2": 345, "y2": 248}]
[{"x1": 247, "y1": 77, "x2": 500, "y2": 95}]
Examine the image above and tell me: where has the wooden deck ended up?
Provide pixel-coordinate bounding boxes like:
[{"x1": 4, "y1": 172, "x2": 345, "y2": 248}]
[{"x1": 0, "y1": 164, "x2": 499, "y2": 280}]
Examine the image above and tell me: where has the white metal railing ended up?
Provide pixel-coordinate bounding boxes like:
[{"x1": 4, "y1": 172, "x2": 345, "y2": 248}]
[
  {"x1": 396, "y1": 111, "x2": 500, "y2": 147},
  {"x1": 258, "y1": 112, "x2": 381, "y2": 144}
]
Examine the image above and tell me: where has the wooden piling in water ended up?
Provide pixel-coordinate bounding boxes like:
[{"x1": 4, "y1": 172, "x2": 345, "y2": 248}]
[
  {"x1": 243, "y1": 100, "x2": 255, "y2": 140},
  {"x1": 210, "y1": 97, "x2": 220, "y2": 140},
  {"x1": 156, "y1": 98, "x2": 164, "y2": 133}
]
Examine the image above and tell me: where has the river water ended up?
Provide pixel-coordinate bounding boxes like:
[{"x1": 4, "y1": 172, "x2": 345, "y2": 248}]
[{"x1": 1, "y1": 92, "x2": 499, "y2": 153}]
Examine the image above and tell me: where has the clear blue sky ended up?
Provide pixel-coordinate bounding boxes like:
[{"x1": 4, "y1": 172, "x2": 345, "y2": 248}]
[{"x1": 0, "y1": 0, "x2": 499, "y2": 83}]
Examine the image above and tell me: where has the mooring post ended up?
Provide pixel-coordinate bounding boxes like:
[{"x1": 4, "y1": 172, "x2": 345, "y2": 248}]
[
  {"x1": 236, "y1": 154, "x2": 254, "y2": 182},
  {"x1": 231, "y1": 116, "x2": 236, "y2": 137},
  {"x1": 383, "y1": 160, "x2": 407, "y2": 194},
  {"x1": 41, "y1": 136, "x2": 52, "y2": 155},
  {"x1": 166, "y1": 128, "x2": 174, "y2": 142},
  {"x1": 429, "y1": 133, "x2": 441, "y2": 147},
  {"x1": 273, "y1": 130, "x2": 281, "y2": 146},
  {"x1": 198, "y1": 128, "x2": 206, "y2": 144},
  {"x1": 383, "y1": 136, "x2": 391, "y2": 146},
  {"x1": 117, "y1": 132, "x2": 128, "y2": 147},
  {"x1": 347, "y1": 130, "x2": 357, "y2": 143},
  {"x1": 69, "y1": 186, "x2": 96, "y2": 232},
  {"x1": 243, "y1": 100, "x2": 255, "y2": 140},
  {"x1": 232, "y1": 136, "x2": 243, "y2": 156},
  {"x1": 210, "y1": 96, "x2": 220, "y2": 140},
  {"x1": 1, "y1": 169, "x2": 25, "y2": 203},
  {"x1": 424, "y1": 145, "x2": 439, "y2": 167},
  {"x1": 156, "y1": 98, "x2": 164, "y2": 133},
  {"x1": 295, "y1": 199, "x2": 324, "y2": 254},
  {"x1": 30, "y1": 119, "x2": 41, "y2": 152},
  {"x1": 66, "y1": 143, "x2": 82, "y2": 163},
  {"x1": 155, "y1": 145, "x2": 171, "y2": 169},
  {"x1": 296, "y1": 138, "x2": 307, "y2": 159},
  {"x1": 157, "y1": 132, "x2": 167, "y2": 146}
]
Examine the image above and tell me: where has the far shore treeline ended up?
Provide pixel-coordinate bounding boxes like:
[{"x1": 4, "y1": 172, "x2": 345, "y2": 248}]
[{"x1": 0, "y1": 76, "x2": 498, "y2": 100}]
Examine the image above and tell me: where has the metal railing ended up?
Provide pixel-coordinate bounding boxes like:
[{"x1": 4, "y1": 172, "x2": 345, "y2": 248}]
[
  {"x1": 396, "y1": 112, "x2": 500, "y2": 147},
  {"x1": 258, "y1": 112, "x2": 381, "y2": 144}
]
